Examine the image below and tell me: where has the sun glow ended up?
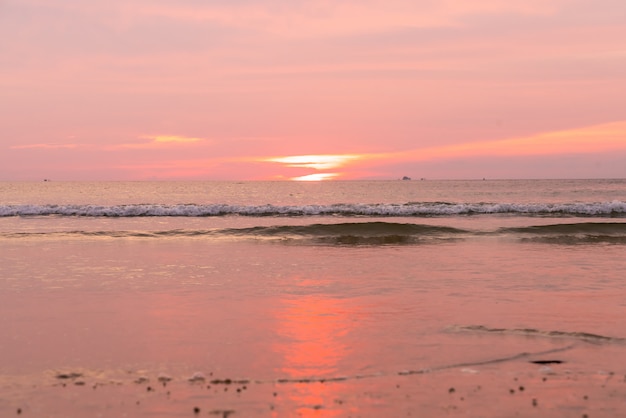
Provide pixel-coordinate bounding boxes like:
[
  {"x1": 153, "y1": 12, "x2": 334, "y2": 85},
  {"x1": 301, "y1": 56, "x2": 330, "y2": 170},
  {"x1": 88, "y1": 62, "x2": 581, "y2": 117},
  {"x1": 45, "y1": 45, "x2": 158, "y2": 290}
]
[
  {"x1": 263, "y1": 154, "x2": 361, "y2": 170},
  {"x1": 260, "y1": 154, "x2": 365, "y2": 180},
  {"x1": 291, "y1": 173, "x2": 340, "y2": 181}
]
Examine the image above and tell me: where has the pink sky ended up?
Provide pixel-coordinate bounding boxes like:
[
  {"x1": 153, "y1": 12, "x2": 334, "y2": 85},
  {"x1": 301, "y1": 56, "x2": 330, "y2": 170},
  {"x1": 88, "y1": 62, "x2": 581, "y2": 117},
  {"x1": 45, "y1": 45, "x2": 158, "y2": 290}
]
[{"x1": 1, "y1": 0, "x2": 625, "y2": 180}]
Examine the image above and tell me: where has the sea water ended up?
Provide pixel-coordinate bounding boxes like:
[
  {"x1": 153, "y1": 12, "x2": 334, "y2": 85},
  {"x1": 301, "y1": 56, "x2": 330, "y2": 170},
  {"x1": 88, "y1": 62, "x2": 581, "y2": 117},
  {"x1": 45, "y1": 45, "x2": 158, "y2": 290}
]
[{"x1": 1, "y1": 179, "x2": 626, "y2": 411}]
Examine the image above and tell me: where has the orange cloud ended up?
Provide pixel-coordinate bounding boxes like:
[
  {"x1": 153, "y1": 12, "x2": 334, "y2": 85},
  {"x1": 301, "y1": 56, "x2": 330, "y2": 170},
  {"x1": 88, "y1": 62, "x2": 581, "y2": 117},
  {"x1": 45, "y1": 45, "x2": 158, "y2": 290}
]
[
  {"x1": 348, "y1": 120, "x2": 626, "y2": 167},
  {"x1": 398, "y1": 120, "x2": 626, "y2": 161},
  {"x1": 258, "y1": 121, "x2": 626, "y2": 180}
]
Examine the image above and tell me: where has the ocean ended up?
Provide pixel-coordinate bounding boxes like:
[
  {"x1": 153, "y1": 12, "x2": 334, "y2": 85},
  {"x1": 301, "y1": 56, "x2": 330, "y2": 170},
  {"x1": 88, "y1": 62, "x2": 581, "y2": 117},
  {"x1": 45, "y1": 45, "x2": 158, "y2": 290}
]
[{"x1": 1, "y1": 179, "x2": 626, "y2": 416}]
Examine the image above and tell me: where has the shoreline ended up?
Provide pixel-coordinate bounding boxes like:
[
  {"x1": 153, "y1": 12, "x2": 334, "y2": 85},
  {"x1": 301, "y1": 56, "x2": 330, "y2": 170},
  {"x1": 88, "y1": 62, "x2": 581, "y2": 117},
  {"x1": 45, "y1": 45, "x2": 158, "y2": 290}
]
[
  {"x1": 0, "y1": 361, "x2": 626, "y2": 418},
  {"x1": 3, "y1": 352, "x2": 625, "y2": 417}
]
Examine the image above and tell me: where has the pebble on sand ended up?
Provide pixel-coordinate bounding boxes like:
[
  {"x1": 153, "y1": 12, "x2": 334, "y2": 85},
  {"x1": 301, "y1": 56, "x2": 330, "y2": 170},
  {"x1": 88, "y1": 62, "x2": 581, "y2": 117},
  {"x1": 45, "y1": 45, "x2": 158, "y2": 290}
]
[{"x1": 188, "y1": 372, "x2": 206, "y2": 383}]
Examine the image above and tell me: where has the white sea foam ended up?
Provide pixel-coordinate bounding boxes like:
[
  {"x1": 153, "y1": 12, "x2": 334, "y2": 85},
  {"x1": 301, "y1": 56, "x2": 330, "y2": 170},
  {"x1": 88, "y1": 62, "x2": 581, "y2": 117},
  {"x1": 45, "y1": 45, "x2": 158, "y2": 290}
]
[{"x1": 1, "y1": 201, "x2": 625, "y2": 217}]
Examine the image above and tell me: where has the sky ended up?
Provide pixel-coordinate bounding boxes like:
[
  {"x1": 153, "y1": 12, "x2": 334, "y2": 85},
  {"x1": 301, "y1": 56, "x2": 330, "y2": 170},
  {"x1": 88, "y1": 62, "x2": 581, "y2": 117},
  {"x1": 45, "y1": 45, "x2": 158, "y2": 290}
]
[{"x1": 1, "y1": 0, "x2": 625, "y2": 181}]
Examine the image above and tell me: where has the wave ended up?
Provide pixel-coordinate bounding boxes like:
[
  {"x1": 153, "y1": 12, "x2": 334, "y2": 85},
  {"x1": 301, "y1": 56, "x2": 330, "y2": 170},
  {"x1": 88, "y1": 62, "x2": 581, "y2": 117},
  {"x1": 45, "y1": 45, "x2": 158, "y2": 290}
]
[
  {"x1": 4, "y1": 221, "x2": 625, "y2": 245},
  {"x1": 229, "y1": 222, "x2": 468, "y2": 245},
  {"x1": 228, "y1": 222, "x2": 466, "y2": 236},
  {"x1": 503, "y1": 222, "x2": 626, "y2": 235},
  {"x1": 1, "y1": 201, "x2": 625, "y2": 217},
  {"x1": 2, "y1": 222, "x2": 469, "y2": 245},
  {"x1": 0, "y1": 221, "x2": 626, "y2": 245},
  {"x1": 501, "y1": 222, "x2": 626, "y2": 244}
]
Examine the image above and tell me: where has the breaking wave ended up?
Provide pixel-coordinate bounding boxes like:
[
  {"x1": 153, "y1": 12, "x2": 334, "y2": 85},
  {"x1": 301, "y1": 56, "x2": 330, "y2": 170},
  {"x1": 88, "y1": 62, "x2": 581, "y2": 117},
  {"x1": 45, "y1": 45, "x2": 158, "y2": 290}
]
[{"x1": 1, "y1": 201, "x2": 625, "y2": 217}]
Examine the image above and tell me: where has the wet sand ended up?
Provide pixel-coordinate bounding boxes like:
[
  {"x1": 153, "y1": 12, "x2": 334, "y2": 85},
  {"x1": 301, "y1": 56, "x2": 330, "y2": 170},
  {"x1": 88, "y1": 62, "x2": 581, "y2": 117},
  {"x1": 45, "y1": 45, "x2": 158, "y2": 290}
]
[
  {"x1": 3, "y1": 343, "x2": 626, "y2": 417},
  {"x1": 2, "y1": 207, "x2": 626, "y2": 417}
]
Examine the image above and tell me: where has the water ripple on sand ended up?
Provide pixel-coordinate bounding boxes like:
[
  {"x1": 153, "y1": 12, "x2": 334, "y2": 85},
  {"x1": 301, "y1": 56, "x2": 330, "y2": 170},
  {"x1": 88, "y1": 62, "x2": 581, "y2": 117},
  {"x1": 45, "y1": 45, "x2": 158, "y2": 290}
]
[{"x1": 448, "y1": 325, "x2": 626, "y2": 344}]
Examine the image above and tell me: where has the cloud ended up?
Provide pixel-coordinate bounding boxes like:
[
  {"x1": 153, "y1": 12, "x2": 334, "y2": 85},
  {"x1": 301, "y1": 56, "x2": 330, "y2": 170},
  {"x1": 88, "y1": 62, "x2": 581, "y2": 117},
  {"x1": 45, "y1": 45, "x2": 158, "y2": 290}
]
[
  {"x1": 398, "y1": 120, "x2": 626, "y2": 161},
  {"x1": 129, "y1": 0, "x2": 564, "y2": 37},
  {"x1": 110, "y1": 134, "x2": 206, "y2": 149},
  {"x1": 2, "y1": 1, "x2": 625, "y2": 181},
  {"x1": 10, "y1": 143, "x2": 83, "y2": 149},
  {"x1": 262, "y1": 154, "x2": 361, "y2": 170},
  {"x1": 257, "y1": 120, "x2": 626, "y2": 179},
  {"x1": 145, "y1": 135, "x2": 204, "y2": 143}
]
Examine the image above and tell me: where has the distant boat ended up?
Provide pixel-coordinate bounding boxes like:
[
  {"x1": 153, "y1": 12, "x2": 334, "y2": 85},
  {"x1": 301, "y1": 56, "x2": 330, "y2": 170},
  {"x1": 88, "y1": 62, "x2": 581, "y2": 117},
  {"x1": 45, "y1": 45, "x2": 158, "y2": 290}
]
[{"x1": 402, "y1": 176, "x2": 411, "y2": 181}]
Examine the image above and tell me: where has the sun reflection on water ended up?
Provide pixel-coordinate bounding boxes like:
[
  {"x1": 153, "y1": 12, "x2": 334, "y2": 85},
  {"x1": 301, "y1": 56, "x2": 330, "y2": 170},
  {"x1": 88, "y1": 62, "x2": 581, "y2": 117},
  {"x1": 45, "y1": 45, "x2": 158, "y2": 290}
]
[{"x1": 273, "y1": 285, "x2": 357, "y2": 416}]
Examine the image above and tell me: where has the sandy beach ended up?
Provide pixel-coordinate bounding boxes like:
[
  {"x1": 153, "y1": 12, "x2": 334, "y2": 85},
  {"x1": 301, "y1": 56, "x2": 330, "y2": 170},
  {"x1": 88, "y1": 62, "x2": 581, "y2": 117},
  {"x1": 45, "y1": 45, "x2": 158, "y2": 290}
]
[
  {"x1": 3, "y1": 339, "x2": 626, "y2": 417},
  {"x1": 2, "y1": 181, "x2": 626, "y2": 417}
]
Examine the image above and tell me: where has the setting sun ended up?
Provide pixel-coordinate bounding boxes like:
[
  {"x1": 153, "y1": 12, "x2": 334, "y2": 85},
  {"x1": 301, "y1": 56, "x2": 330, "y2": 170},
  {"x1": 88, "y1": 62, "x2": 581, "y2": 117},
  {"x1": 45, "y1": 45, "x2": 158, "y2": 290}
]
[
  {"x1": 291, "y1": 173, "x2": 340, "y2": 181},
  {"x1": 263, "y1": 155, "x2": 361, "y2": 170}
]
